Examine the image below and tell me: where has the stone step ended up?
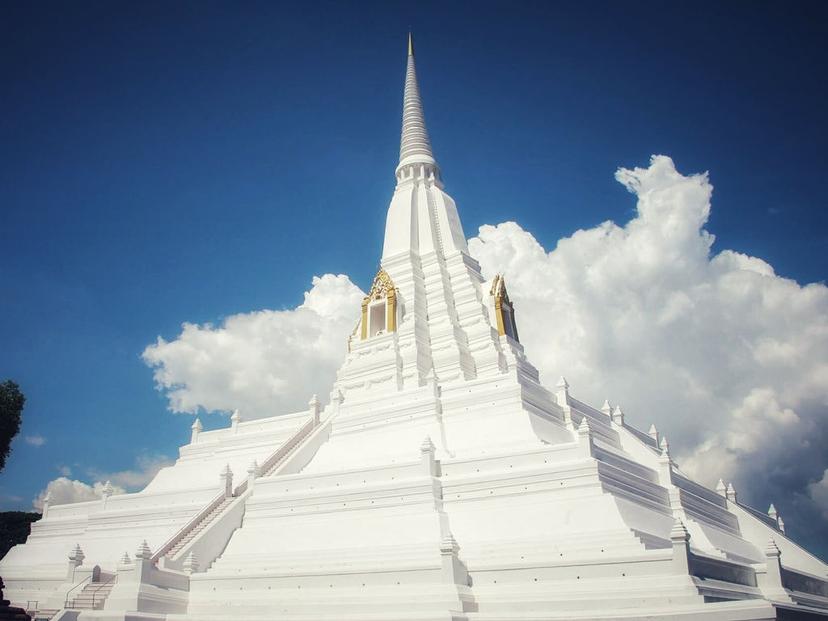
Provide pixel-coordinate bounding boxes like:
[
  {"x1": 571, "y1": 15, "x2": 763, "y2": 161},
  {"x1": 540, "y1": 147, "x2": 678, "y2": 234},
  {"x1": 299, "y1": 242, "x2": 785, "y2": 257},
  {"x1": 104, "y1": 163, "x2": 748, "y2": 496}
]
[
  {"x1": 166, "y1": 498, "x2": 236, "y2": 557},
  {"x1": 69, "y1": 581, "x2": 116, "y2": 609}
]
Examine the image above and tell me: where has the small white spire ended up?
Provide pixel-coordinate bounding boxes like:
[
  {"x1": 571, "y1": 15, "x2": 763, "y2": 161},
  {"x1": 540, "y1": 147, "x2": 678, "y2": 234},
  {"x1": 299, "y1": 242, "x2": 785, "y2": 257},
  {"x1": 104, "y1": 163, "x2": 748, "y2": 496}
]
[
  {"x1": 659, "y1": 435, "x2": 670, "y2": 453},
  {"x1": 183, "y1": 551, "x2": 199, "y2": 574},
  {"x1": 119, "y1": 551, "x2": 131, "y2": 566},
  {"x1": 578, "y1": 416, "x2": 590, "y2": 434},
  {"x1": 611, "y1": 405, "x2": 624, "y2": 426},
  {"x1": 778, "y1": 516, "x2": 785, "y2": 533},
  {"x1": 230, "y1": 409, "x2": 241, "y2": 431},
  {"x1": 670, "y1": 518, "x2": 690, "y2": 543},
  {"x1": 716, "y1": 479, "x2": 727, "y2": 496},
  {"x1": 102, "y1": 481, "x2": 114, "y2": 497},
  {"x1": 420, "y1": 435, "x2": 435, "y2": 454},
  {"x1": 648, "y1": 424, "x2": 658, "y2": 442},
  {"x1": 726, "y1": 482, "x2": 737, "y2": 503},
  {"x1": 439, "y1": 533, "x2": 459, "y2": 554},
  {"x1": 555, "y1": 377, "x2": 570, "y2": 409},
  {"x1": 135, "y1": 540, "x2": 152, "y2": 560},
  {"x1": 600, "y1": 400, "x2": 612, "y2": 416},
  {"x1": 768, "y1": 504, "x2": 778, "y2": 520}
]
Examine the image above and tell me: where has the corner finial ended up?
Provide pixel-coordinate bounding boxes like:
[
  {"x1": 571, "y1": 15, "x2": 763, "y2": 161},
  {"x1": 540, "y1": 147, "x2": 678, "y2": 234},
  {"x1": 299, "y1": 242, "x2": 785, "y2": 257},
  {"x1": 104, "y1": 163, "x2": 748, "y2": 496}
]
[
  {"x1": 612, "y1": 405, "x2": 625, "y2": 426},
  {"x1": 408, "y1": 32, "x2": 414, "y2": 57}
]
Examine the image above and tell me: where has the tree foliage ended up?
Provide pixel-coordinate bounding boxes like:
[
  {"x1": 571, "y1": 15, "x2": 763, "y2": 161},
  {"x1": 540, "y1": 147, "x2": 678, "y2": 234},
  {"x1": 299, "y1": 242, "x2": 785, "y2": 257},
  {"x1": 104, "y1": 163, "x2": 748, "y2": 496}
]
[
  {"x1": 0, "y1": 380, "x2": 25, "y2": 472},
  {"x1": 0, "y1": 511, "x2": 40, "y2": 559}
]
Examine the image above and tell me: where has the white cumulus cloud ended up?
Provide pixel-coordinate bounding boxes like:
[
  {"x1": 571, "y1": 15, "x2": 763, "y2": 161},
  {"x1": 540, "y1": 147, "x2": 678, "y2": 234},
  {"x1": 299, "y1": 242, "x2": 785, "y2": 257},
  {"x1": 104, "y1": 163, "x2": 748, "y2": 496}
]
[
  {"x1": 87, "y1": 453, "x2": 174, "y2": 490},
  {"x1": 809, "y1": 471, "x2": 828, "y2": 520},
  {"x1": 142, "y1": 274, "x2": 364, "y2": 418},
  {"x1": 33, "y1": 478, "x2": 126, "y2": 510},
  {"x1": 33, "y1": 453, "x2": 173, "y2": 510},
  {"x1": 24, "y1": 434, "x2": 46, "y2": 447},
  {"x1": 468, "y1": 155, "x2": 828, "y2": 548}
]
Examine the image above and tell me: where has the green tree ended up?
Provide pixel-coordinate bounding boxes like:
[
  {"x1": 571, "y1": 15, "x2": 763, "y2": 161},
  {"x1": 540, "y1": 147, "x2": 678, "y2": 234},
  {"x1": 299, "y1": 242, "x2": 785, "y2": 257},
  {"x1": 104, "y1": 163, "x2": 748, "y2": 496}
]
[{"x1": 0, "y1": 381, "x2": 25, "y2": 472}]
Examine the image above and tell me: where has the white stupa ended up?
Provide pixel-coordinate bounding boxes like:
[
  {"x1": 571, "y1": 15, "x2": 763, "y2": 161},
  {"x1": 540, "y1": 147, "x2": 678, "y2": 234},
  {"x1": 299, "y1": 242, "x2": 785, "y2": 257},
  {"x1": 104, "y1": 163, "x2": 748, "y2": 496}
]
[{"x1": 2, "y1": 36, "x2": 827, "y2": 621}]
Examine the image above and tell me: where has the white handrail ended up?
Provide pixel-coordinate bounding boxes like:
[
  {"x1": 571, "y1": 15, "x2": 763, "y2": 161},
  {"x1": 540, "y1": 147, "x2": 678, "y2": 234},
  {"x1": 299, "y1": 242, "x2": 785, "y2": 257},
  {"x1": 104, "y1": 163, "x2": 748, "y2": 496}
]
[
  {"x1": 150, "y1": 490, "x2": 224, "y2": 563},
  {"x1": 261, "y1": 418, "x2": 316, "y2": 476}
]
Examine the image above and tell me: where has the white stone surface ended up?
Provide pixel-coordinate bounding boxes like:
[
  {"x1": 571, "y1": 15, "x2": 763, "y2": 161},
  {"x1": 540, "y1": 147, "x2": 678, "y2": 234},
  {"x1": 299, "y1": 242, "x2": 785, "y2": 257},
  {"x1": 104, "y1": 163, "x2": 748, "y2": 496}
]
[{"x1": 2, "y1": 37, "x2": 827, "y2": 621}]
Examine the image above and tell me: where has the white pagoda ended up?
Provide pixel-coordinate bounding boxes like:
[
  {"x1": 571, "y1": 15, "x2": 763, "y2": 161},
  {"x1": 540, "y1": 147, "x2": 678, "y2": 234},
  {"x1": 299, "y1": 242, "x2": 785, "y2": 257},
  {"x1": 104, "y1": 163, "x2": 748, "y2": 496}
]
[{"x1": 2, "y1": 36, "x2": 827, "y2": 621}]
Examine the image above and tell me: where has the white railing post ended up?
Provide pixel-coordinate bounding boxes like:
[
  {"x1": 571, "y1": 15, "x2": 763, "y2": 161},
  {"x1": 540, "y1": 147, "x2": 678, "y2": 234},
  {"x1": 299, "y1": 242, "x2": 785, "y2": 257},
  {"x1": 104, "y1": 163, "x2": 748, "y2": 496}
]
[
  {"x1": 670, "y1": 519, "x2": 691, "y2": 575},
  {"x1": 726, "y1": 482, "x2": 737, "y2": 503},
  {"x1": 191, "y1": 418, "x2": 202, "y2": 444},
  {"x1": 439, "y1": 534, "x2": 468, "y2": 586},
  {"x1": 101, "y1": 481, "x2": 114, "y2": 509},
  {"x1": 67, "y1": 544, "x2": 85, "y2": 581},
  {"x1": 556, "y1": 377, "x2": 572, "y2": 428},
  {"x1": 220, "y1": 465, "x2": 233, "y2": 498},
  {"x1": 765, "y1": 539, "x2": 783, "y2": 587},
  {"x1": 134, "y1": 540, "x2": 153, "y2": 583},
  {"x1": 308, "y1": 394, "x2": 321, "y2": 425},
  {"x1": 183, "y1": 551, "x2": 199, "y2": 575},
  {"x1": 247, "y1": 460, "x2": 260, "y2": 491},
  {"x1": 577, "y1": 416, "x2": 593, "y2": 458},
  {"x1": 420, "y1": 436, "x2": 436, "y2": 476},
  {"x1": 757, "y1": 538, "x2": 794, "y2": 602}
]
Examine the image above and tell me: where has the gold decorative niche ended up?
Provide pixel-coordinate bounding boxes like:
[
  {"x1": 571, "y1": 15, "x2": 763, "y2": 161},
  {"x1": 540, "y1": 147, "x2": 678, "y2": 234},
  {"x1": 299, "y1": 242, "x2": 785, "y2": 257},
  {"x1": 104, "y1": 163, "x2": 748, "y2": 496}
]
[
  {"x1": 360, "y1": 268, "x2": 398, "y2": 340},
  {"x1": 490, "y1": 274, "x2": 519, "y2": 342}
]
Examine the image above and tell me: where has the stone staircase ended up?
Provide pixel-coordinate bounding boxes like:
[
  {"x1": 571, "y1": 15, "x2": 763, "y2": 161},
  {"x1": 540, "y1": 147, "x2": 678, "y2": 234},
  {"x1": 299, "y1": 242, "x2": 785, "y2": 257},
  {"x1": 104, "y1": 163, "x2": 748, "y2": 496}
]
[
  {"x1": 66, "y1": 579, "x2": 116, "y2": 610},
  {"x1": 166, "y1": 495, "x2": 236, "y2": 558},
  {"x1": 152, "y1": 414, "x2": 321, "y2": 567},
  {"x1": 255, "y1": 416, "x2": 318, "y2": 480}
]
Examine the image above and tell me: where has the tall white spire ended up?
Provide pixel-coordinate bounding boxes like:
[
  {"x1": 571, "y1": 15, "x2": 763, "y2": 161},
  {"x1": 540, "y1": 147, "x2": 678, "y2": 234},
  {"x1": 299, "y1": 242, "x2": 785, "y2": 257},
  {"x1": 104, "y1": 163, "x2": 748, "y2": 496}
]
[
  {"x1": 337, "y1": 33, "x2": 546, "y2": 406},
  {"x1": 397, "y1": 34, "x2": 438, "y2": 174}
]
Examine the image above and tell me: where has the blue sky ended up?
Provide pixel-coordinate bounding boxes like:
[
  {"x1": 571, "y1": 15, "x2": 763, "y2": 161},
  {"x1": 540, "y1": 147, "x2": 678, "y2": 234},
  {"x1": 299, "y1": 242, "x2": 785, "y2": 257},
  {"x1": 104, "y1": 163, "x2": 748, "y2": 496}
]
[{"x1": 1, "y1": 2, "x2": 827, "y2": 555}]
